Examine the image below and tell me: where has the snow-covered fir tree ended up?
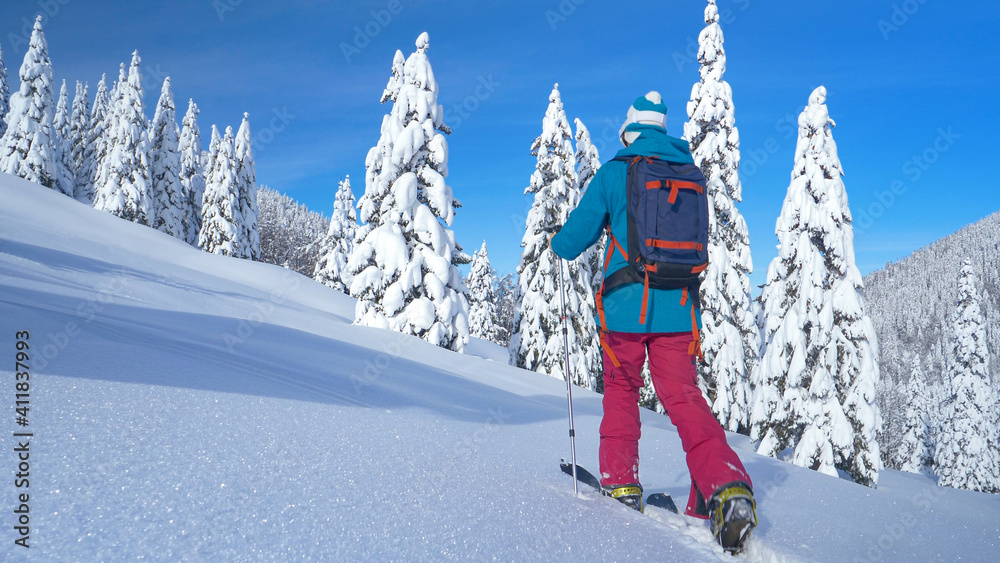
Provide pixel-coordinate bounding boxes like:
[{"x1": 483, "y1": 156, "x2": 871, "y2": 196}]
[
  {"x1": 313, "y1": 175, "x2": 357, "y2": 293},
  {"x1": 466, "y1": 242, "x2": 506, "y2": 345},
  {"x1": 83, "y1": 74, "x2": 110, "y2": 205},
  {"x1": 94, "y1": 64, "x2": 126, "y2": 198},
  {"x1": 93, "y1": 52, "x2": 152, "y2": 226},
  {"x1": 0, "y1": 17, "x2": 59, "y2": 192},
  {"x1": 0, "y1": 44, "x2": 10, "y2": 139},
  {"x1": 348, "y1": 32, "x2": 471, "y2": 353},
  {"x1": 574, "y1": 119, "x2": 601, "y2": 193},
  {"x1": 52, "y1": 79, "x2": 74, "y2": 196},
  {"x1": 495, "y1": 273, "x2": 518, "y2": 348},
  {"x1": 925, "y1": 361, "x2": 949, "y2": 456},
  {"x1": 683, "y1": 0, "x2": 757, "y2": 434},
  {"x1": 894, "y1": 355, "x2": 933, "y2": 473},
  {"x1": 178, "y1": 99, "x2": 204, "y2": 246},
  {"x1": 234, "y1": 113, "x2": 259, "y2": 260},
  {"x1": 258, "y1": 187, "x2": 330, "y2": 276},
  {"x1": 70, "y1": 81, "x2": 92, "y2": 202},
  {"x1": 198, "y1": 125, "x2": 242, "y2": 256},
  {"x1": 874, "y1": 367, "x2": 907, "y2": 469},
  {"x1": 203, "y1": 120, "x2": 220, "y2": 178},
  {"x1": 574, "y1": 118, "x2": 605, "y2": 295},
  {"x1": 934, "y1": 261, "x2": 999, "y2": 493},
  {"x1": 148, "y1": 77, "x2": 185, "y2": 239},
  {"x1": 751, "y1": 86, "x2": 881, "y2": 487},
  {"x1": 510, "y1": 84, "x2": 600, "y2": 389}
]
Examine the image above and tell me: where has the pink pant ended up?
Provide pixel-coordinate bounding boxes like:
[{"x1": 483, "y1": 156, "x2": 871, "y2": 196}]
[{"x1": 599, "y1": 331, "x2": 752, "y2": 518}]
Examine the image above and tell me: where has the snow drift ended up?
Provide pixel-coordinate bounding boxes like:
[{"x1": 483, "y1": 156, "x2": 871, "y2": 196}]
[{"x1": 1, "y1": 174, "x2": 998, "y2": 561}]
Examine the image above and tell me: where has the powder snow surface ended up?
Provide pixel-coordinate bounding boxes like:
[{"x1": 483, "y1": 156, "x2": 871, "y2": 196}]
[{"x1": 1, "y1": 174, "x2": 998, "y2": 561}]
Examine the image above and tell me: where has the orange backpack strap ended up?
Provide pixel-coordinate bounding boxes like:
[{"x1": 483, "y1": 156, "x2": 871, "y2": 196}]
[
  {"x1": 596, "y1": 288, "x2": 609, "y2": 335},
  {"x1": 603, "y1": 231, "x2": 617, "y2": 271},
  {"x1": 639, "y1": 265, "x2": 657, "y2": 325},
  {"x1": 646, "y1": 239, "x2": 704, "y2": 252},
  {"x1": 607, "y1": 225, "x2": 628, "y2": 262},
  {"x1": 600, "y1": 331, "x2": 621, "y2": 368},
  {"x1": 645, "y1": 179, "x2": 703, "y2": 204},
  {"x1": 596, "y1": 226, "x2": 623, "y2": 368},
  {"x1": 683, "y1": 288, "x2": 702, "y2": 358}
]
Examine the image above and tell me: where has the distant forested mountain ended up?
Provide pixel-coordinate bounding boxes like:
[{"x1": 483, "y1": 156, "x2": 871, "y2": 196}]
[{"x1": 863, "y1": 210, "x2": 1000, "y2": 469}]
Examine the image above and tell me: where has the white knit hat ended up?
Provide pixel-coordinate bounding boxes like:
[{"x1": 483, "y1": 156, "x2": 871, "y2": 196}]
[{"x1": 619, "y1": 91, "x2": 667, "y2": 146}]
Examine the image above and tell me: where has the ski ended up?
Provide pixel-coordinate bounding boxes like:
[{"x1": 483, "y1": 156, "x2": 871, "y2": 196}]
[
  {"x1": 559, "y1": 460, "x2": 601, "y2": 491},
  {"x1": 560, "y1": 460, "x2": 678, "y2": 514},
  {"x1": 645, "y1": 492, "x2": 679, "y2": 514}
]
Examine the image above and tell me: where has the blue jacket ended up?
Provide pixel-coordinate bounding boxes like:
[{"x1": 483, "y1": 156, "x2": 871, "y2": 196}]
[{"x1": 551, "y1": 125, "x2": 701, "y2": 334}]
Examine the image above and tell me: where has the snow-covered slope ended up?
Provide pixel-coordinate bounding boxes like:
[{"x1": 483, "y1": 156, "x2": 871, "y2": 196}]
[{"x1": 1, "y1": 174, "x2": 997, "y2": 561}]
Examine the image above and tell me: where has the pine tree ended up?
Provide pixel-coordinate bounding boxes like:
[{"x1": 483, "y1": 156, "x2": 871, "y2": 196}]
[
  {"x1": 148, "y1": 77, "x2": 185, "y2": 239},
  {"x1": 574, "y1": 119, "x2": 601, "y2": 193},
  {"x1": 348, "y1": 32, "x2": 470, "y2": 352},
  {"x1": 83, "y1": 74, "x2": 110, "y2": 205},
  {"x1": 574, "y1": 118, "x2": 605, "y2": 295},
  {"x1": 203, "y1": 120, "x2": 220, "y2": 181},
  {"x1": 0, "y1": 17, "x2": 59, "y2": 191},
  {"x1": 0, "y1": 44, "x2": 10, "y2": 139},
  {"x1": 351, "y1": 50, "x2": 402, "y2": 250},
  {"x1": 198, "y1": 125, "x2": 242, "y2": 256},
  {"x1": 234, "y1": 113, "x2": 259, "y2": 260},
  {"x1": 259, "y1": 186, "x2": 330, "y2": 276},
  {"x1": 70, "y1": 81, "x2": 92, "y2": 202},
  {"x1": 495, "y1": 273, "x2": 518, "y2": 348},
  {"x1": 895, "y1": 356, "x2": 933, "y2": 473},
  {"x1": 935, "y1": 261, "x2": 999, "y2": 493},
  {"x1": 751, "y1": 87, "x2": 881, "y2": 486},
  {"x1": 52, "y1": 79, "x2": 75, "y2": 196},
  {"x1": 927, "y1": 376, "x2": 948, "y2": 459},
  {"x1": 314, "y1": 175, "x2": 357, "y2": 293},
  {"x1": 511, "y1": 84, "x2": 601, "y2": 389},
  {"x1": 466, "y1": 242, "x2": 505, "y2": 345},
  {"x1": 876, "y1": 369, "x2": 908, "y2": 470},
  {"x1": 178, "y1": 99, "x2": 204, "y2": 246},
  {"x1": 683, "y1": 0, "x2": 757, "y2": 434},
  {"x1": 94, "y1": 64, "x2": 126, "y2": 201},
  {"x1": 93, "y1": 51, "x2": 152, "y2": 225}
]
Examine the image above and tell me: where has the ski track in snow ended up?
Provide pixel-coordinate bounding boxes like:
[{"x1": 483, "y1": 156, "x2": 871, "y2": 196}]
[
  {"x1": 2, "y1": 176, "x2": 999, "y2": 561},
  {"x1": 639, "y1": 503, "x2": 798, "y2": 563}
]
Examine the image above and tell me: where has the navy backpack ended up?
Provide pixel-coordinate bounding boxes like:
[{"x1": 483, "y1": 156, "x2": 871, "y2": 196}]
[{"x1": 596, "y1": 155, "x2": 709, "y2": 362}]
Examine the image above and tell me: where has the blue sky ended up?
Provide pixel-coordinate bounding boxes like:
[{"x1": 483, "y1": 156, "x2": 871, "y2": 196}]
[{"x1": 4, "y1": 0, "x2": 998, "y2": 289}]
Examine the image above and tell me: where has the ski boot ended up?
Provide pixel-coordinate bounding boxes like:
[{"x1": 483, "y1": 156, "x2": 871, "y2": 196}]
[
  {"x1": 601, "y1": 483, "x2": 643, "y2": 512},
  {"x1": 708, "y1": 483, "x2": 757, "y2": 554}
]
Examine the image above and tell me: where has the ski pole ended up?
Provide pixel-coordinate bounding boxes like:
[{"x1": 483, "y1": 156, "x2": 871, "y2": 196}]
[{"x1": 557, "y1": 257, "x2": 579, "y2": 495}]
